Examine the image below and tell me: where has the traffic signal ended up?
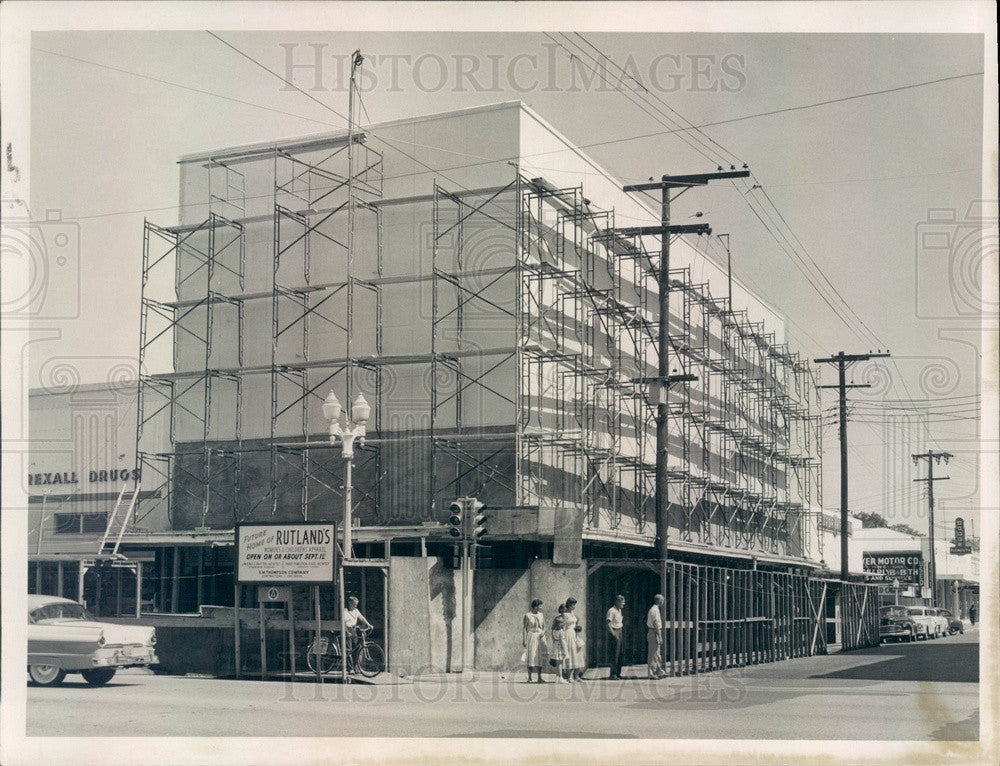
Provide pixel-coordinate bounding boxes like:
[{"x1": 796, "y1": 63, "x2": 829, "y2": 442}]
[
  {"x1": 448, "y1": 499, "x2": 465, "y2": 538},
  {"x1": 468, "y1": 498, "x2": 487, "y2": 541}
]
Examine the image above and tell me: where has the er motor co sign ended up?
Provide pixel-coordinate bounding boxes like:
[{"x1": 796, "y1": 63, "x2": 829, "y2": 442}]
[
  {"x1": 236, "y1": 522, "x2": 337, "y2": 583},
  {"x1": 861, "y1": 550, "x2": 923, "y2": 586}
]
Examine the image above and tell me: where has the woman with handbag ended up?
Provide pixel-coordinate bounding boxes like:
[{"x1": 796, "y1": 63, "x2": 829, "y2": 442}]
[
  {"x1": 562, "y1": 597, "x2": 583, "y2": 682},
  {"x1": 522, "y1": 599, "x2": 546, "y2": 683}
]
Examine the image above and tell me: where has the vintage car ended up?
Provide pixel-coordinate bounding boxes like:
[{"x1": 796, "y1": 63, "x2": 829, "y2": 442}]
[
  {"x1": 935, "y1": 608, "x2": 965, "y2": 635},
  {"x1": 907, "y1": 605, "x2": 949, "y2": 639},
  {"x1": 879, "y1": 605, "x2": 920, "y2": 642},
  {"x1": 27, "y1": 594, "x2": 158, "y2": 687}
]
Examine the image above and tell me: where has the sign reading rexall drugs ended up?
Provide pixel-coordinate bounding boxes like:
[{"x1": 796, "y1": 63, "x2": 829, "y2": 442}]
[{"x1": 236, "y1": 522, "x2": 336, "y2": 583}]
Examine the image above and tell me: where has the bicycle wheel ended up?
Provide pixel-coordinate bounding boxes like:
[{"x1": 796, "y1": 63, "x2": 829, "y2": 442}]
[
  {"x1": 307, "y1": 636, "x2": 336, "y2": 674},
  {"x1": 355, "y1": 642, "x2": 385, "y2": 678}
]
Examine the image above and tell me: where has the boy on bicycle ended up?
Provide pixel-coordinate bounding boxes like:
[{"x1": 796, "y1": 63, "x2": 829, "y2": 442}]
[{"x1": 344, "y1": 595, "x2": 373, "y2": 658}]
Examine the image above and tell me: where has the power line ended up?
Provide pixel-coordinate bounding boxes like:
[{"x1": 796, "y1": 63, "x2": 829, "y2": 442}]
[
  {"x1": 531, "y1": 68, "x2": 984, "y2": 156},
  {"x1": 204, "y1": 31, "x2": 519, "y2": 223},
  {"x1": 33, "y1": 46, "x2": 342, "y2": 129}
]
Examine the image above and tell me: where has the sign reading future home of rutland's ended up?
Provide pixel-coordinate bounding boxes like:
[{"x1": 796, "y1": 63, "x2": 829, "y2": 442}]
[
  {"x1": 861, "y1": 550, "x2": 922, "y2": 586},
  {"x1": 236, "y1": 522, "x2": 336, "y2": 584}
]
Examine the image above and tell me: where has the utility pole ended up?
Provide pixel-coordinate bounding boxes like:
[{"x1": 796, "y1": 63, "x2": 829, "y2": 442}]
[
  {"x1": 619, "y1": 168, "x2": 748, "y2": 560},
  {"x1": 814, "y1": 350, "x2": 890, "y2": 580},
  {"x1": 913, "y1": 450, "x2": 952, "y2": 605}
]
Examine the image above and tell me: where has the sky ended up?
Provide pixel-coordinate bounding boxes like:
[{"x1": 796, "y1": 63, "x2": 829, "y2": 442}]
[{"x1": 4, "y1": 16, "x2": 995, "y2": 543}]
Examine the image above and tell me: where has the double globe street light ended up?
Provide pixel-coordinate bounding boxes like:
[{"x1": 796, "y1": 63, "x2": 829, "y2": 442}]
[
  {"x1": 322, "y1": 390, "x2": 371, "y2": 683},
  {"x1": 322, "y1": 390, "x2": 371, "y2": 561}
]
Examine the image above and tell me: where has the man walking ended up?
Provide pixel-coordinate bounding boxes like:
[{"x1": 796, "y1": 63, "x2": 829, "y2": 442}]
[
  {"x1": 647, "y1": 594, "x2": 665, "y2": 679},
  {"x1": 969, "y1": 602, "x2": 978, "y2": 626},
  {"x1": 606, "y1": 594, "x2": 625, "y2": 680}
]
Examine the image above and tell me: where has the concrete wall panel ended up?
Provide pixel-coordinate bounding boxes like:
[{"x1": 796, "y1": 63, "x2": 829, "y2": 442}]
[{"x1": 473, "y1": 567, "x2": 530, "y2": 670}]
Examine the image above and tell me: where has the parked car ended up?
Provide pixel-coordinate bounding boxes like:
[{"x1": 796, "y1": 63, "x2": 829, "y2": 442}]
[
  {"x1": 27, "y1": 594, "x2": 158, "y2": 687},
  {"x1": 879, "y1": 605, "x2": 920, "y2": 642},
  {"x1": 936, "y1": 608, "x2": 964, "y2": 635},
  {"x1": 907, "y1": 605, "x2": 948, "y2": 639}
]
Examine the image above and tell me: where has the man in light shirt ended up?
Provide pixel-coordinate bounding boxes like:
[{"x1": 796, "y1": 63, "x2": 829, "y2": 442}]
[
  {"x1": 646, "y1": 594, "x2": 665, "y2": 679},
  {"x1": 606, "y1": 594, "x2": 625, "y2": 680}
]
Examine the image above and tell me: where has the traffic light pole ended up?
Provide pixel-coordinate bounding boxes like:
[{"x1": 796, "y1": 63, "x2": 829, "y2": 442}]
[{"x1": 448, "y1": 496, "x2": 484, "y2": 673}]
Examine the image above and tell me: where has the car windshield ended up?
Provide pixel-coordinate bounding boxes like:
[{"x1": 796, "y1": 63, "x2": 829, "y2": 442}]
[
  {"x1": 881, "y1": 607, "x2": 908, "y2": 619},
  {"x1": 29, "y1": 602, "x2": 95, "y2": 622},
  {"x1": 907, "y1": 608, "x2": 924, "y2": 616},
  {"x1": 940, "y1": 610, "x2": 952, "y2": 617}
]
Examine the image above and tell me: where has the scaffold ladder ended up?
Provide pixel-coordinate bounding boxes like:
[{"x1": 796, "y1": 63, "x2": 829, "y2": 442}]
[{"x1": 98, "y1": 484, "x2": 141, "y2": 557}]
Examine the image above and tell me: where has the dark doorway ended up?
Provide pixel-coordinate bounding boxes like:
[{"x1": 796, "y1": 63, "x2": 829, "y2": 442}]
[{"x1": 587, "y1": 562, "x2": 659, "y2": 668}]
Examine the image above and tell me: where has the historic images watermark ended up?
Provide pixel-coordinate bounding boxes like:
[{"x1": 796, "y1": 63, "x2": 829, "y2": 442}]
[
  {"x1": 275, "y1": 665, "x2": 749, "y2": 707},
  {"x1": 280, "y1": 43, "x2": 747, "y2": 95}
]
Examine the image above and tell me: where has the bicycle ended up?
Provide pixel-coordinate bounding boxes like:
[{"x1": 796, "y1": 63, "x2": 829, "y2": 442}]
[{"x1": 306, "y1": 626, "x2": 385, "y2": 678}]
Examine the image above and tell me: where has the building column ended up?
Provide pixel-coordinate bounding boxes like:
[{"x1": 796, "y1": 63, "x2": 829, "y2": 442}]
[
  {"x1": 77, "y1": 560, "x2": 86, "y2": 604},
  {"x1": 158, "y1": 549, "x2": 167, "y2": 611},
  {"x1": 170, "y1": 546, "x2": 180, "y2": 613},
  {"x1": 136, "y1": 561, "x2": 143, "y2": 618},
  {"x1": 196, "y1": 547, "x2": 204, "y2": 608}
]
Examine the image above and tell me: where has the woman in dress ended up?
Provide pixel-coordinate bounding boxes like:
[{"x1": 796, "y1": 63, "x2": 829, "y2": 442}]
[
  {"x1": 522, "y1": 599, "x2": 546, "y2": 683},
  {"x1": 563, "y1": 597, "x2": 583, "y2": 682},
  {"x1": 550, "y1": 603, "x2": 569, "y2": 683}
]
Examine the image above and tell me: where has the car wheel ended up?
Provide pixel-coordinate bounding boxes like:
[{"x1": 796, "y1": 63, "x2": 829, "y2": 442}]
[
  {"x1": 81, "y1": 668, "x2": 117, "y2": 686},
  {"x1": 28, "y1": 664, "x2": 67, "y2": 687}
]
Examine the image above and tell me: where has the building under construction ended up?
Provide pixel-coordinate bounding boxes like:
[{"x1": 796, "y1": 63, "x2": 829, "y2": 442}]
[{"x1": 117, "y1": 98, "x2": 880, "y2": 674}]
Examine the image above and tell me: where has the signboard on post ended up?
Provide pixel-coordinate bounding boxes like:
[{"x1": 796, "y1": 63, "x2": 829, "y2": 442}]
[
  {"x1": 862, "y1": 550, "x2": 922, "y2": 586},
  {"x1": 236, "y1": 522, "x2": 337, "y2": 583},
  {"x1": 257, "y1": 585, "x2": 293, "y2": 603},
  {"x1": 951, "y1": 517, "x2": 972, "y2": 554}
]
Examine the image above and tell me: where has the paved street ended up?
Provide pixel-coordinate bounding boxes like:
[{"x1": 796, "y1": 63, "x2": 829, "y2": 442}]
[{"x1": 27, "y1": 628, "x2": 978, "y2": 740}]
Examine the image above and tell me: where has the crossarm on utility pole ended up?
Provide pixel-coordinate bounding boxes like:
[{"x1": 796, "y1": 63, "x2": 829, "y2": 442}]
[
  {"x1": 814, "y1": 351, "x2": 890, "y2": 581},
  {"x1": 620, "y1": 169, "x2": 746, "y2": 561}
]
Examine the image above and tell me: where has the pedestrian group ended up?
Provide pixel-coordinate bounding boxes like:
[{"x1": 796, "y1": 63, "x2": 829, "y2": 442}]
[
  {"x1": 523, "y1": 593, "x2": 669, "y2": 682},
  {"x1": 521, "y1": 597, "x2": 586, "y2": 683}
]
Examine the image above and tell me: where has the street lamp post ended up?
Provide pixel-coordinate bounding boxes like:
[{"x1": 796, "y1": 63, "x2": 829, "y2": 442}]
[
  {"x1": 893, "y1": 578, "x2": 900, "y2": 606},
  {"x1": 323, "y1": 390, "x2": 371, "y2": 560},
  {"x1": 323, "y1": 390, "x2": 371, "y2": 683}
]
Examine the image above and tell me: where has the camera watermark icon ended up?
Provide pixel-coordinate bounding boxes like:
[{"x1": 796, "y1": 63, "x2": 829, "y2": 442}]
[
  {"x1": 852, "y1": 351, "x2": 983, "y2": 523},
  {"x1": 914, "y1": 200, "x2": 999, "y2": 320},
  {"x1": 1, "y1": 210, "x2": 81, "y2": 319}
]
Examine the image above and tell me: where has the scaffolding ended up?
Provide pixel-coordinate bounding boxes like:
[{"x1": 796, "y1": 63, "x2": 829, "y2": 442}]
[
  {"x1": 135, "y1": 89, "x2": 385, "y2": 531},
  {"x1": 134, "y1": 107, "x2": 823, "y2": 564}
]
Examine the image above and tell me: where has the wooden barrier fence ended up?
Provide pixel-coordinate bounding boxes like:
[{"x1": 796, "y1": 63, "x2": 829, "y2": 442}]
[{"x1": 588, "y1": 560, "x2": 881, "y2": 674}]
